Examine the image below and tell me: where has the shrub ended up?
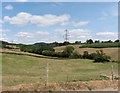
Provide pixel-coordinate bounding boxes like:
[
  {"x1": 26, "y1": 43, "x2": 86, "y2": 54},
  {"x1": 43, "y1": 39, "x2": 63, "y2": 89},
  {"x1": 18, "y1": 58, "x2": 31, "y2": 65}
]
[
  {"x1": 88, "y1": 53, "x2": 97, "y2": 59},
  {"x1": 81, "y1": 50, "x2": 111, "y2": 62},
  {"x1": 62, "y1": 46, "x2": 74, "y2": 57},
  {"x1": 82, "y1": 51, "x2": 89, "y2": 59},
  {"x1": 93, "y1": 50, "x2": 111, "y2": 62},
  {"x1": 69, "y1": 51, "x2": 82, "y2": 58},
  {"x1": 42, "y1": 50, "x2": 54, "y2": 56}
]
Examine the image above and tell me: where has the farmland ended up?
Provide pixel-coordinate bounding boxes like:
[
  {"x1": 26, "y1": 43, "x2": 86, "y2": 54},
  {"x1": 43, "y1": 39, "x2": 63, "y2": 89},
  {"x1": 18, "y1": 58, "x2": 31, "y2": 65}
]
[
  {"x1": 1, "y1": 2, "x2": 119, "y2": 91},
  {"x1": 80, "y1": 42, "x2": 120, "y2": 48},
  {"x1": 1, "y1": 42, "x2": 119, "y2": 91},
  {"x1": 55, "y1": 45, "x2": 119, "y2": 61},
  {"x1": 2, "y1": 53, "x2": 118, "y2": 87}
]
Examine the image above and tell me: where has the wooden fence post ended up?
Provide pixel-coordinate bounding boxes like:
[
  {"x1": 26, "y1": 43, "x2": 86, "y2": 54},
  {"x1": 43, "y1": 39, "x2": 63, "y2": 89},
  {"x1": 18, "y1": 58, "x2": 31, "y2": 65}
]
[
  {"x1": 45, "y1": 62, "x2": 49, "y2": 86},
  {"x1": 111, "y1": 65, "x2": 114, "y2": 80}
]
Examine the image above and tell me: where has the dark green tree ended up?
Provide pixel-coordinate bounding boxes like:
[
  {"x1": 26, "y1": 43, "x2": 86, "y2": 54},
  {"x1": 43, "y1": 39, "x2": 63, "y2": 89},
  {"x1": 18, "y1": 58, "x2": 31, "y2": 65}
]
[
  {"x1": 114, "y1": 39, "x2": 120, "y2": 42},
  {"x1": 86, "y1": 39, "x2": 93, "y2": 44},
  {"x1": 62, "y1": 46, "x2": 74, "y2": 57}
]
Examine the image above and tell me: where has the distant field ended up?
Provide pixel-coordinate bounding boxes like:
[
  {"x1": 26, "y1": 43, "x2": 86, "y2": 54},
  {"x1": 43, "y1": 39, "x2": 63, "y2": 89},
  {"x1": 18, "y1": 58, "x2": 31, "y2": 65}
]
[
  {"x1": 2, "y1": 53, "x2": 118, "y2": 87},
  {"x1": 54, "y1": 45, "x2": 119, "y2": 61},
  {"x1": 80, "y1": 43, "x2": 120, "y2": 48}
]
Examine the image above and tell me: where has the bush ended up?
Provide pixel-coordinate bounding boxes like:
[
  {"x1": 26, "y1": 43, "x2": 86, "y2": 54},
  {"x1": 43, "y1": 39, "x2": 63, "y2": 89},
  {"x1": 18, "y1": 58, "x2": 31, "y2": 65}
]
[
  {"x1": 93, "y1": 50, "x2": 111, "y2": 62},
  {"x1": 69, "y1": 51, "x2": 82, "y2": 58},
  {"x1": 62, "y1": 46, "x2": 74, "y2": 57},
  {"x1": 42, "y1": 50, "x2": 54, "y2": 56},
  {"x1": 81, "y1": 50, "x2": 111, "y2": 62},
  {"x1": 82, "y1": 51, "x2": 89, "y2": 59},
  {"x1": 88, "y1": 53, "x2": 97, "y2": 59}
]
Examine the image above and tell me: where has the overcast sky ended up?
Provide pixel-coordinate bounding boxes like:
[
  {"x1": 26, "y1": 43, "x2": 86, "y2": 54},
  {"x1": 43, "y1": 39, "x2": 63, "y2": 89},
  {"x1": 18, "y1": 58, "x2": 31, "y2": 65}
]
[{"x1": 0, "y1": 2, "x2": 118, "y2": 44}]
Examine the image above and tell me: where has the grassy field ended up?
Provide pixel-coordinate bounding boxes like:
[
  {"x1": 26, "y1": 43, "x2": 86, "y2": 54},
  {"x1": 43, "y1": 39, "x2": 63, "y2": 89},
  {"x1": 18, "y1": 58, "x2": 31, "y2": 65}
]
[
  {"x1": 80, "y1": 43, "x2": 120, "y2": 48},
  {"x1": 54, "y1": 45, "x2": 119, "y2": 61},
  {"x1": 2, "y1": 53, "x2": 118, "y2": 87}
]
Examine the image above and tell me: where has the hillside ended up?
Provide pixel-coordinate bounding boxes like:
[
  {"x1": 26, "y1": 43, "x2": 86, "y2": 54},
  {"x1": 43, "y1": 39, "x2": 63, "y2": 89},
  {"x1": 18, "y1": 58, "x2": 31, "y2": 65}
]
[
  {"x1": 2, "y1": 52, "x2": 118, "y2": 91},
  {"x1": 2, "y1": 53, "x2": 118, "y2": 85},
  {"x1": 54, "y1": 45, "x2": 119, "y2": 61}
]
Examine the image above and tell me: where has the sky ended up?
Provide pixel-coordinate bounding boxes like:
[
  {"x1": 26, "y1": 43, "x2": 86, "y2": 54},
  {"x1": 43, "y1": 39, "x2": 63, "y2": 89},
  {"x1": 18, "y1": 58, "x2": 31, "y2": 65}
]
[
  {"x1": 0, "y1": 2, "x2": 118, "y2": 44},
  {"x1": 1, "y1": 0, "x2": 120, "y2": 2}
]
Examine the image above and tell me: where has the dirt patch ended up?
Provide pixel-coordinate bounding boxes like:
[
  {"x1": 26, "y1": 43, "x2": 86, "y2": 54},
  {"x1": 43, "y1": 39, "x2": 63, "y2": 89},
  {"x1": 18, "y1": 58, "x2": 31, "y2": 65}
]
[{"x1": 2, "y1": 80, "x2": 118, "y2": 91}]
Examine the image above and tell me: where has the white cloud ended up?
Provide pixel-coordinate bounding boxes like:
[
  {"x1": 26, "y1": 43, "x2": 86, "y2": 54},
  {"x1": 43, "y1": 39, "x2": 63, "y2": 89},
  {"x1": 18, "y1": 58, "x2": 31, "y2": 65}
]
[
  {"x1": 3, "y1": 12, "x2": 71, "y2": 26},
  {"x1": 72, "y1": 21, "x2": 90, "y2": 27},
  {"x1": 54, "y1": 28, "x2": 92, "y2": 42},
  {"x1": 78, "y1": 35, "x2": 91, "y2": 39},
  {"x1": 4, "y1": 12, "x2": 32, "y2": 25},
  {"x1": 96, "y1": 31, "x2": 118, "y2": 40},
  {"x1": 69, "y1": 29, "x2": 91, "y2": 41},
  {"x1": 4, "y1": 5, "x2": 13, "y2": 10},
  {"x1": 15, "y1": 31, "x2": 50, "y2": 43},
  {"x1": 70, "y1": 29, "x2": 90, "y2": 35},
  {"x1": 31, "y1": 14, "x2": 70, "y2": 26},
  {"x1": 61, "y1": 21, "x2": 90, "y2": 27},
  {"x1": 96, "y1": 31, "x2": 117, "y2": 36},
  {"x1": 36, "y1": 31, "x2": 49, "y2": 36},
  {"x1": 3, "y1": 12, "x2": 89, "y2": 27},
  {"x1": 16, "y1": 32, "x2": 33, "y2": 38},
  {"x1": 0, "y1": 37, "x2": 9, "y2": 42},
  {"x1": 16, "y1": 31, "x2": 49, "y2": 38},
  {"x1": 15, "y1": 29, "x2": 92, "y2": 43}
]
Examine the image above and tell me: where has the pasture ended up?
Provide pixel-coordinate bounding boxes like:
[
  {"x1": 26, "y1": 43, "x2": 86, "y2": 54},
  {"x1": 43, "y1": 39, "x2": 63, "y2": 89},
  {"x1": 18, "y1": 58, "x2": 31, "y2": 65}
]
[{"x1": 2, "y1": 53, "x2": 118, "y2": 87}]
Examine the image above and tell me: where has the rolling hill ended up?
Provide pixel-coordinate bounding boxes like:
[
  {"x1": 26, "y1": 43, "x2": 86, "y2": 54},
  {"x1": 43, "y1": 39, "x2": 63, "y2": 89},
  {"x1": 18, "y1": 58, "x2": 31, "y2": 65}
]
[{"x1": 54, "y1": 45, "x2": 119, "y2": 61}]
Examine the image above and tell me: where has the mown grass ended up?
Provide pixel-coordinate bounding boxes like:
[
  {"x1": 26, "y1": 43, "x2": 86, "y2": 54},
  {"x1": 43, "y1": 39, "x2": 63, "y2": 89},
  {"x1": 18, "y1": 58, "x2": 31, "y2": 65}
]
[{"x1": 2, "y1": 53, "x2": 118, "y2": 86}]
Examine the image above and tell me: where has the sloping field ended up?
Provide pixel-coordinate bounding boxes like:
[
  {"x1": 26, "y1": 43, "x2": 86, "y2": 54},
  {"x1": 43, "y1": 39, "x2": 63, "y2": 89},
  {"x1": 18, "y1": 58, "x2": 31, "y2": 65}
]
[
  {"x1": 0, "y1": 49, "x2": 51, "y2": 58},
  {"x1": 2, "y1": 53, "x2": 118, "y2": 87},
  {"x1": 54, "y1": 45, "x2": 119, "y2": 61}
]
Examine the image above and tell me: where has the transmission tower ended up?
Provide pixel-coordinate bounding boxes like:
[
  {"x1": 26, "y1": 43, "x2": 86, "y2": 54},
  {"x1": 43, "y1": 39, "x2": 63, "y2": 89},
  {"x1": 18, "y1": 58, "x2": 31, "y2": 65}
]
[{"x1": 65, "y1": 29, "x2": 69, "y2": 42}]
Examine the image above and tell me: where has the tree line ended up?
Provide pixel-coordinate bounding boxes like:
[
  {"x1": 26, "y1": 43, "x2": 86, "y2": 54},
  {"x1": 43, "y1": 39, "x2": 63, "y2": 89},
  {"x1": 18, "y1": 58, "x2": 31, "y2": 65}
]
[
  {"x1": 20, "y1": 45, "x2": 111, "y2": 62},
  {"x1": 1, "y1": 39, "x2": 120, "y2": 49},
  {"x1": 0, "y1": 40, "x2": 112, "y2": 62}
]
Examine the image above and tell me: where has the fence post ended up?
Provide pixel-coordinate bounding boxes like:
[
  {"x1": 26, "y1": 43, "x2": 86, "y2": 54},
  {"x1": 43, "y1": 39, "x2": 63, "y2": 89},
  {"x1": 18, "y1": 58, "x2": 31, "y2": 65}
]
[
  {"x1": 45, "y1": 62, "x2": 49, "y2": 86},
  {"x1": 111, "y1": 65, "x2": 114, "y2": 80}
]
